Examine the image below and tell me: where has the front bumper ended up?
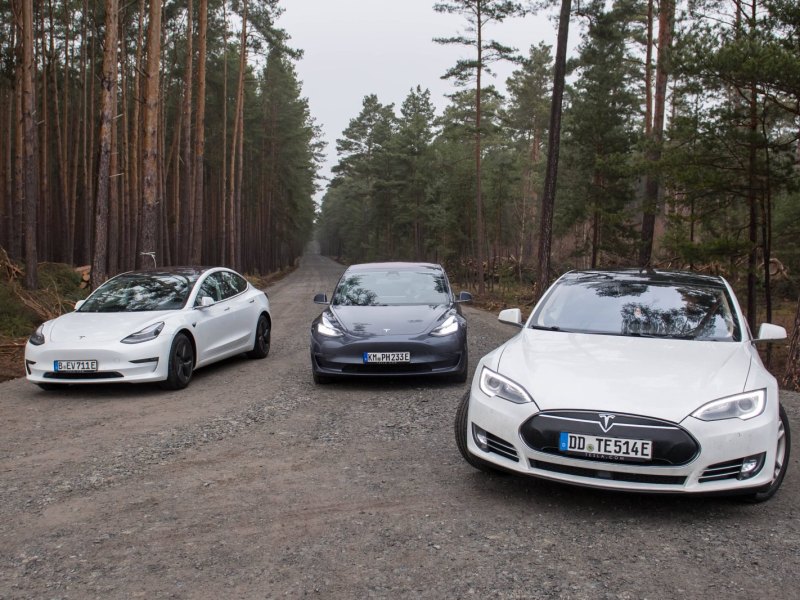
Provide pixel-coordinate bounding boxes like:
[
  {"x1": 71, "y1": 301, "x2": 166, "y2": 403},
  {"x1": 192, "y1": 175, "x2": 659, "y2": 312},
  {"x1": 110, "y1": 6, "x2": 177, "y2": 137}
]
[
  {"x1": 310, "y1": 331, "x2": 466, "y2": 378},
  {"x1": 25, "y1": 339, "x2": 170, "y2": 385},
  {"x1": 464, "y1": 384, "x2": 780, "y2": 495}
]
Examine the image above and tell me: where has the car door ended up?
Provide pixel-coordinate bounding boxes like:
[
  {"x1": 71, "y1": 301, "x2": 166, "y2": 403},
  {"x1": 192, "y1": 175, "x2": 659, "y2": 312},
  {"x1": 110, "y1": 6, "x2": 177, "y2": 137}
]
[
  {"x1": 191, "y1": 272, "x2": 235, "y2": 366},
  {"x1": 218, "y1": 271, "x2": 259, "y2": 352}
]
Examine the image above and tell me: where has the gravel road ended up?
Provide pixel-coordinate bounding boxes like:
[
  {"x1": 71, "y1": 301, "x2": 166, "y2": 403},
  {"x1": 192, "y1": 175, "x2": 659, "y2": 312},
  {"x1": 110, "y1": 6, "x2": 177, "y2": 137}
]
[{"x1": 2, "y1": 252, "x2": 799, "y2": 599}]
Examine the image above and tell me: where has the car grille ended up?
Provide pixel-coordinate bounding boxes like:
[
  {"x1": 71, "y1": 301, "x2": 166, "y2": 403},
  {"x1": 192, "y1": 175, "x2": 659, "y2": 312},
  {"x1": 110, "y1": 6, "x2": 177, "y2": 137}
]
[
  {"x1": 520, "y1": 410, "x2": 699, "y2": 466},
  {"x1": 44, "y1": 371, "x2": 124, "y2": 380},
  {"x1": 484, "y1": 431, "x2": 519, "y2": 462},
  {"x1": 530, "y1": 459, "x2": 687, "y2": 486}
]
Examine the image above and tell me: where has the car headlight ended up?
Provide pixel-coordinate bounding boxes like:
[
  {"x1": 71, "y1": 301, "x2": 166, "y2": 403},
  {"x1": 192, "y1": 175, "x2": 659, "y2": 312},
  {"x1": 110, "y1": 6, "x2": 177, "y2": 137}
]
[
  {"x1": 121, "y1": 321, "x2": 165, "y2": 344},
  {"x1": 317, "y1": 314, "x2": 343, "y2": 337},
  {"x1": 431, "y1": 314, "x2": 459, "y2": 336},
  {"x1": 29, "y1": 324, "x2": 46, "y2": 346},
  {"x1": 692, "y1": 389, "x2": 766, "y2": 421},
  {"x1": 479, "y1": 367, "x2": 534, "y2": 404}
]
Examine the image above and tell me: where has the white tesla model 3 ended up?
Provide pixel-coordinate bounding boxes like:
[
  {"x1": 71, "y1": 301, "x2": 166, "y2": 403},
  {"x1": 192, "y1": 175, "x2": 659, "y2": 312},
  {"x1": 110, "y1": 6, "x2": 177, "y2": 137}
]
[
  {"x1": 456, "y1": 270, "x2": 790, "y2": 502},
  {"x1": 25, "y1": 267, "x2": 271, "y2": 390}
]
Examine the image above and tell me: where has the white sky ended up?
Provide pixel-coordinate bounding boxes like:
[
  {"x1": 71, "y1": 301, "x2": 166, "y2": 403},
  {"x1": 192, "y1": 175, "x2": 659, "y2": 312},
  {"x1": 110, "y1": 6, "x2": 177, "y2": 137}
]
[{"x1": 277, "y1": 0, "x2": 560, "y2": 199}]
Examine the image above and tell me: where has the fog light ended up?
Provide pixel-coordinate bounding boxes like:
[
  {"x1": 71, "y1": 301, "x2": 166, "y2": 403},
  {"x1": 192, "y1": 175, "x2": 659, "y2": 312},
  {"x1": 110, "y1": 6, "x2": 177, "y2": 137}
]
[
  {"x1": 738, "y1": 453, "x2": 766, "y2": 480},
  {"x1": 472, "y1": 424, "x2": 489, "y2": 451}
]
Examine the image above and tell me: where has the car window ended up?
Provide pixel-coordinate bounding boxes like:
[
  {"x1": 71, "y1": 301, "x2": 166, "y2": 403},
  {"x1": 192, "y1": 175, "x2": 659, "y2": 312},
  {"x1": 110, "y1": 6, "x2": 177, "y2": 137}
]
[
  {"x1": 195, "y1": 274, "x2": 222, "y2": 305},
  {"x1": 332, "y1": 270, "x2": 450, "y2": 306},
  {"x1": 531, "y1": 276, "x2": 741, "y2": 341},
  {"x1": 223, "y1": 271, "x2": 248, "y2": 295}
]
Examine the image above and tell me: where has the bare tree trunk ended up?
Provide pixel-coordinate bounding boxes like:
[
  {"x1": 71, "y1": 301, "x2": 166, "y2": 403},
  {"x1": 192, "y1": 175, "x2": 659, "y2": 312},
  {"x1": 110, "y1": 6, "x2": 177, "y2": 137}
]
[
  {"x1": 639, "y1": 0, "x2": 675, "y2": 268},
  {"x1": 20, "y1": 0, "x2": 39, "y2": 288},
  {"x1": 783, "y1": 297, "x2": 800, "y2": 391},
  {"x1": 137, "y1": 0, "x2": 163, "y2": 268},
  {"x1": 474, "y1": 2, "x2": 485, "y2": 294},
  {"x1": 129, "y1": 0, "x2": 145, "y2": 269},
  {"x1": 190, "y1": 0, "x2": 207, "y2": 264},
  {"x1": 91, "y1": 0, "x2": 119, "y2": 288},
  {"x1": 179, "y1": 0, "x2": 194, "y2": 263},
  {"x1": 536, "y1": 0, "x2": 571, "y2": 300},
  {"x1": 227, "y1": 0, "x2": 246, "y2": 269},
  {"x1": 221, "y1": 0, "x2": 228, "y2": 263}
]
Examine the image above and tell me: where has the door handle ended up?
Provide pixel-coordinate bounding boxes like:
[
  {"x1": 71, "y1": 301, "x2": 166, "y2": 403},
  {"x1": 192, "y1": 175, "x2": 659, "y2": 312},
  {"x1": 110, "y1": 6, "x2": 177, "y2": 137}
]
[
  {"x1": 249, "y1": 299, "x2": 255, "y2": 303},
  {"x1": 224, "y1": 307, "x2": 231, "y2": 312}
]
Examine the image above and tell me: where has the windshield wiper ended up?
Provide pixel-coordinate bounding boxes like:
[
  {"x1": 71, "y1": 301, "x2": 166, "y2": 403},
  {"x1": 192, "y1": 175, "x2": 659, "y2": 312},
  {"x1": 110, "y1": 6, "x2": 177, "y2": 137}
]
[{"x1": 529, "y1": 324, "x2": 562, "y2": 331}]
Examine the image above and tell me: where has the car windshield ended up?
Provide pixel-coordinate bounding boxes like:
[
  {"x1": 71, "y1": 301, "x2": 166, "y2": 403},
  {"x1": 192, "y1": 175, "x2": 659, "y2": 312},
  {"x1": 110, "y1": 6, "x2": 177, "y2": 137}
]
[
  {"x1": 531, "y1": 275, "x2": 741, "y2": 341},
  {"x1": 332, "y1": 270, "x2": 450, "y2": 306},
  {"x1": 79, "y1": 273, "x2": 196, "y2": 312}
]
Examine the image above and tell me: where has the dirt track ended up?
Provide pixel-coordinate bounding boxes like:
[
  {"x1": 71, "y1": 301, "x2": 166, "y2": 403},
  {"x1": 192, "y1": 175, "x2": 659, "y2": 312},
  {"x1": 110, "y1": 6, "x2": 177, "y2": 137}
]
[{"x1": 2, "y1": 252, "x2": 799, "y2": 599}]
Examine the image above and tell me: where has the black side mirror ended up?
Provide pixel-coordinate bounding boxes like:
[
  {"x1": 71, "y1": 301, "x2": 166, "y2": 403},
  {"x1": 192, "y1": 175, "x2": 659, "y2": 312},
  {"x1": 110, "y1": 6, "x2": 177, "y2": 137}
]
[
  {"x1": 457, "y1": 291, "x2": 473, "y2": 303},
  {"x1": 313, "y1": 293, "x2": 329, "y2": 304}
]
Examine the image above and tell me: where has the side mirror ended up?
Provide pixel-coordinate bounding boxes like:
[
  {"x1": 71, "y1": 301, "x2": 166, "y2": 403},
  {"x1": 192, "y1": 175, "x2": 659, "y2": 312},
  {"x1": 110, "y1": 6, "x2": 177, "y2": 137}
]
[
  {"x1": 198, "y1": 296, "x2": 215, "y2": 308},
  {"x1": 313, "y1": 293, "x2": 329, "y2": 305},
  {"x1": 457, "y1": 291, "x2": 473, "y2": 303},
  {"x1": 754, "y1": 323, "x2": 787, "y2": 342},
  {"x1": 498, "y1": 308, "x2": 523, "y2": 328},
  {"x1": 74, "y1": 300, "x2": 85, "y2": 311}
]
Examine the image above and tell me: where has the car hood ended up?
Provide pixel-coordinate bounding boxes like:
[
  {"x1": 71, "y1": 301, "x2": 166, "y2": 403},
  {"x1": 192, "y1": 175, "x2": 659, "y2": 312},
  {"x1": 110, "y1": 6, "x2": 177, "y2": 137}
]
[
  {"x1": 330, "y1": 304, "x2": 450, "y2": 336},
  {"x1": 496, "y1": 329, "x2": 754, "y2": 422},
  {"x1": 47, "y1": 310, "x2": 177, "y2": 343}
]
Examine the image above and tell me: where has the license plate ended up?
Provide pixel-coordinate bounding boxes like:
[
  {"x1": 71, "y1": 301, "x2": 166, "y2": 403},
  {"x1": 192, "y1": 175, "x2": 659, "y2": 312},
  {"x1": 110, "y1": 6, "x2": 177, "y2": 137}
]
[
  {"x1": 559, "y1": 432, "x2": 652, "y2": 460},
  {"x1": 363, "y1": 352, "x2": 411, "y2": 364},
  {"x1": 54, "y1": 360, "x2": 98, "y2": 373}
]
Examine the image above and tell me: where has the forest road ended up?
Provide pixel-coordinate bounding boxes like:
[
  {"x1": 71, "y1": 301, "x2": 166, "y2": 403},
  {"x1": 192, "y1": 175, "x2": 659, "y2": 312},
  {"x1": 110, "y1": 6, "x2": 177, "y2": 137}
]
[{"x1": 1, "y1": 252, "x2": 799, "y2": 599}]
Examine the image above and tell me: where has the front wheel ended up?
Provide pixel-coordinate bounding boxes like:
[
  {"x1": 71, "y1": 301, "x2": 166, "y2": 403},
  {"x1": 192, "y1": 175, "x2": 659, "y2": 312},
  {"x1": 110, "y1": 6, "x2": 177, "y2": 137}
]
[
  {"x1": 741, "y1": 403, "x2": 791, "y2": 503},
  {"x1": 160, "y1": 333, "x2": 194, "y2": 390},
  {"x1": 247, "y1": 314, "x2": 271, "y2": 359}
]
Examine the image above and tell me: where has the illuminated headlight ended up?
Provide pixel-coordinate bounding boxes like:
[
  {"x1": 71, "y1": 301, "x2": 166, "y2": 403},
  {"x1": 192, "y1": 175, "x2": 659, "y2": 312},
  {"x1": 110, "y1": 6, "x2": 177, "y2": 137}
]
[
  {"x1": 29, "y1": 324, "x2": 46, "y2": 346},
  {"x1": 317, "y1": 314, "x2": 343, "y2": 337},
  {"x1": 431, "y1": 315, "x2": 459, "y2": 336},
  {"x1": 121, "y1": 321, "x2": 165, "y2": 344},
  {"x1": 479, "y1": 367, "x2": 534, "y2": 404},
  {"x1": 692, "y1": 389, "x2": 766, "y2": 421}
]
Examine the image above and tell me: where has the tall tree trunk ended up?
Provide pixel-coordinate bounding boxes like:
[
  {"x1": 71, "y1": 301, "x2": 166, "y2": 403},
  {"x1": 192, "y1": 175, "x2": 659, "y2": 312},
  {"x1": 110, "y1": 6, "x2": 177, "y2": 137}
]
[
  {"x1": 474, "y1": 2, "x2": 485, "y2": 294},
  {"x1": 228, "y1": 0, "x2": 246, "y2": 269},
  {"x1": 91, "y1": 0, "x2": 119, "y2": 289},
  {"x1": 20, "y1": 0, "x2": 39, "y2": 289},
  {"x1": 190, "y1": 0, "x2": 207, "y2": 264},
  {"x1": 129, "y1": 0, "x2": 145, "y2": 269},
  {"x1": 137, "y1": 0, "x2": 163, "y2": 268},
  {"x1": 639, "y1": 0, "x2": 675, "y2": 268},
  {"x1": 179, "y1": 0, "x2": 194, "y2": 263},
  {"x1": 536, "y1": 0, "x2": 571, "y2": 300}
]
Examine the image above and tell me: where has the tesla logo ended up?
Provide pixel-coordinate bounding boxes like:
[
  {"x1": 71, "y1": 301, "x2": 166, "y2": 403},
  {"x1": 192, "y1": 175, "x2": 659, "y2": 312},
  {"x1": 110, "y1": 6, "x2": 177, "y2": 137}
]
[
  {"x1": 598, "y1": 413, "x2": 616, "y2": 432},
  {"x1": 383, "y1": 328, "x2": 391, "y2": 333}
]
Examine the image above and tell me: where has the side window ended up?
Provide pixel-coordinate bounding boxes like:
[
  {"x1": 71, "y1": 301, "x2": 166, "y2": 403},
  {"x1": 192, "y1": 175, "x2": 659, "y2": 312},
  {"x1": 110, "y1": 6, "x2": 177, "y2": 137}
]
[
  {"x1": 217, "y1": 271, "x2": 244, "y2": 300},
  {"x1": 195, "y1": 273, "x2": 223, "y2": 305},
  {"x1": 225, "y1": 272, "x2": 248, "y2": 294}
]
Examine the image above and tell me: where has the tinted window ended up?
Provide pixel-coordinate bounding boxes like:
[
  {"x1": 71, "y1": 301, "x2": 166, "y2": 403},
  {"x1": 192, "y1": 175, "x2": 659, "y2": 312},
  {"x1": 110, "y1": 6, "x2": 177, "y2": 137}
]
[
  {"x1": 81, "y1": 273, "x2": 194, "y2": 312},
  {"x1": 223, "y1": 271, "x2": 248, "y2": 295},
  {"x1": 531, "y1": 276, "x2": 741, "y2": 341},
  {"x1": 332, "y1": 270, "x2": 450, "y2": 306},
  {"x1": 195, "y1": 274, "x2": 223, "y2": 304}
]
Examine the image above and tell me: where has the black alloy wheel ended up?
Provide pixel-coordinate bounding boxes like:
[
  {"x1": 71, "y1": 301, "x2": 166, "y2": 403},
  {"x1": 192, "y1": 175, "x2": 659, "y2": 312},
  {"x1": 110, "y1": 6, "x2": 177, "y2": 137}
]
[
  {"x1": 160, "y1": 333, "x2": 194, "y2": 390},
  {"x1": 247, "y1": 314, "x2": 271, "y2": 359}
]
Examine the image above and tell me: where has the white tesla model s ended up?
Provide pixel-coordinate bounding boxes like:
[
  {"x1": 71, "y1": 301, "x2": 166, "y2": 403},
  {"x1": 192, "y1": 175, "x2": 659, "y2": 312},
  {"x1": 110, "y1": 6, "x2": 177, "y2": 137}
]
[
  {"x1": 25, "y1": 267, "x2": 271, "y2": 390},
  {"x1": 456, "y1": 269, "x2": 790, "y2": 502}
]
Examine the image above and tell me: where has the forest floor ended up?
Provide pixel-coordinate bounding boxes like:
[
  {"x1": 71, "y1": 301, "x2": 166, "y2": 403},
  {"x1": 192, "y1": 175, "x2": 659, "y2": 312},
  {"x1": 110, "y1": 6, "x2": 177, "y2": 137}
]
[{"x1": 2, "y1": 252, "x2": 799, "y2": 599}]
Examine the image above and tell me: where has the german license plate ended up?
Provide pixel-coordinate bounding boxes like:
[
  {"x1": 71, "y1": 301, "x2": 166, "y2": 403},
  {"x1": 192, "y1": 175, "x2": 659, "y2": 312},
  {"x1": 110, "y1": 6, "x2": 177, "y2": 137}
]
[
  {"x1": 54, "y1": 360, "x2": 98, "y2": 373},
  {"x1": 363, "y1": 352, "x2": 411, "y2": 364},
  {"x1": 559, "y1": 432, "x2": 652, "y2": 460}
]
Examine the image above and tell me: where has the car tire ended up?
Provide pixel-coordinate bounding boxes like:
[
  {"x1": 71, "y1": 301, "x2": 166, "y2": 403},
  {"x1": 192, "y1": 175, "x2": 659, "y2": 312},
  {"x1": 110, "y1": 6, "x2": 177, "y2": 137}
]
[
  {"x1": 454, "y1": 390, "x2": 505, "y2": 474},
  {"x1": 741, "y1": 403, "x2": 791, "y2": 503},
  {"x1": 247, "y1": 314, "x2": 271, "y2": 359},
  {"x1": 160, "y1": 333, "x2": 194, "y2": 391}
]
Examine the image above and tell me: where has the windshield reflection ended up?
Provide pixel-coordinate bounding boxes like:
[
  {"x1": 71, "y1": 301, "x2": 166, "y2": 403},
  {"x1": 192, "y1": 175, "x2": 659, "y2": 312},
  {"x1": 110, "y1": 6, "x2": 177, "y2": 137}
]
[
  {"x1": 532, "y1": 277, "x2": 741, "y2": 341},
  {"x1": 80, "y1": 273, "x2": 195, "y2": 312},
  {"x1": 332, "y1": 271, "x2": 450, "y2": 306}
]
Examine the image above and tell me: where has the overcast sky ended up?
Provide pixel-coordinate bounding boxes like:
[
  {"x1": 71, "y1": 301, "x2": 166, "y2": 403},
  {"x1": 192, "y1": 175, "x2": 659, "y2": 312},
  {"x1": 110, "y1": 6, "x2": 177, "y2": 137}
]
[{"x1": 277, "y1": 0, "x2": 560, "y2": 199}]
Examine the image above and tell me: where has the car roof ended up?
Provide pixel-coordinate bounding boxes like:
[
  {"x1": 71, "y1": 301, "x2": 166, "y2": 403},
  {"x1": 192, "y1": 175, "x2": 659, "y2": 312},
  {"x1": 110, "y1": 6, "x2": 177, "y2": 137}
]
[
  {"x1": 346, "y1": 262, "x2": 444, "y2": 272},
  {"x1": 562, "y1": 268, "x2": 728, "y2": 288}
]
